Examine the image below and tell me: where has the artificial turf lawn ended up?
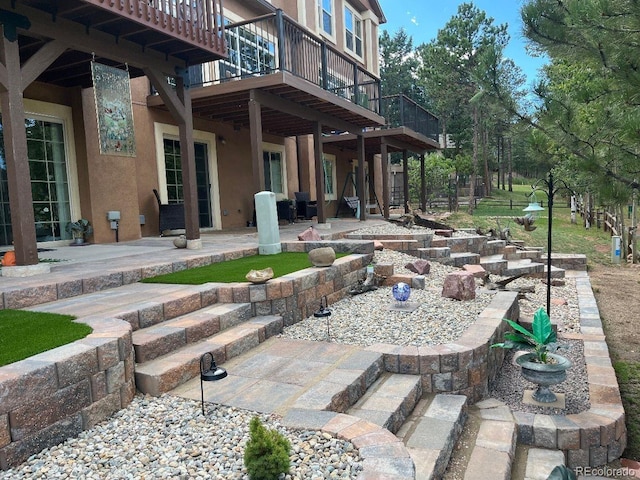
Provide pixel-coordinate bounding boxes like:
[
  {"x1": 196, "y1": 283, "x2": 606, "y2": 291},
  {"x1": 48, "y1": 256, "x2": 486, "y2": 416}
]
[
  {"x1": 0, "y1": 310, "x2": 92, "y2": 367},
  {"x1": 141, "y1": 252, "x2": 347, "y2": 284}
]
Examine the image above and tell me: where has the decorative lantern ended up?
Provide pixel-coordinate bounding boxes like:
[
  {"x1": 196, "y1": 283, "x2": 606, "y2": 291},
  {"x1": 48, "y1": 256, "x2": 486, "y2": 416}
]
[{"x1": 199, "y1": 352, "x2": 228, "y2": 415}]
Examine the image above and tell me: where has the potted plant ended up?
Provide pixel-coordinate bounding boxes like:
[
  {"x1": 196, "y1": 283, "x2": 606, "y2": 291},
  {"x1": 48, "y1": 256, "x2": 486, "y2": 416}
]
[
  {"x1": 66, "y1": 219, "x2": 93, "y2": 245},
  {"x1": 492, "y1": 307, "x2": 572, "y2": 403}
]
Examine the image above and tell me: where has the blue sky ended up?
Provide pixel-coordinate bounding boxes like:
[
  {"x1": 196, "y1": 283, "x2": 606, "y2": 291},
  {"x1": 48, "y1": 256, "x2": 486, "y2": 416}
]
[{"x1": 377, "y1": 0, "x2": 547, "y2": 88}]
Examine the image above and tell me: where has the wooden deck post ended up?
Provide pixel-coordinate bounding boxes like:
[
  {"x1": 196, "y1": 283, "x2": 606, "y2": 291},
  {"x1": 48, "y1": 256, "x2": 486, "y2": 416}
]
[
  {"x1": 249, "y1": 90, "x2": 264, "y2": 195},
  {"x1": 356, "y1": 134, "x2": 366, "y2": 220},
  {"x1": 313, "y1": 121, "x2": 326, "y2": 223},
  {"x1": 381, "y1": 140, "x2": 389, "y2": 219}
]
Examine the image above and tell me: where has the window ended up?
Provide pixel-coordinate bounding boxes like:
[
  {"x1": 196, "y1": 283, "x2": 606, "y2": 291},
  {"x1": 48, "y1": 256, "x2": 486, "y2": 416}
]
[
  {"x1": 263, "y1": 150, "x2": 284, "y2": 194},
  {"x1": 163, "y1": 139, "x2": 184, "y2": 204},
  {"x1": 344, "y1": 5, "x2": 363, "y2": 58},
  {"x1": 318, "y1": 0, "x2": 334, "y2": 36},
  {"x1": 323, "y1": 154, "x2": 337, "y2": 200},
  {"x1": 219, "y1": 19, "x2": 276, "y2": 80}
]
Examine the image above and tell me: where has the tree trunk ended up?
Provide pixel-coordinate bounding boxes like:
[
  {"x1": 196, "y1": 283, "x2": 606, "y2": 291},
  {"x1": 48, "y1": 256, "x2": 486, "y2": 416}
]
[
  {"x1": 468, "y1": 105, "x2": 478, "y2": 215},
  {"x1": 501, "y1": 136, "x2": 506, "y2": 190},
  {"x1": 508, "y1": 137, "x2": 513, "y2": 192},
  {"x1": 496, "y1": 135, "x2": 501, "y2": 190},
  {"x1": 482, "y1": 121, "x2": 490, "y2": 196}
]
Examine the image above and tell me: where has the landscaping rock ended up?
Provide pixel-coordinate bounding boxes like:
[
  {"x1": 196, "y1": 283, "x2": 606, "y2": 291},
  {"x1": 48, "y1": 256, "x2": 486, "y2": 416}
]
[
  {"x1": 308, "y1": 247, "x2": 336, "y2": 267},
  {"x1": 298, "y1": 227, "x2": 322, "y2": 241},
  {"x1": 405, "y1": 259, "x2": 430, "y2": 275},
  {"x1": 246, "y1": 267, "x2": 274, "y2": 283},
  {"x1": 374, "y1": 240, "x2": 384, "y2": 250},
  {"x1": 441, "y1": 271, "x2": 476, "y2": 300}
]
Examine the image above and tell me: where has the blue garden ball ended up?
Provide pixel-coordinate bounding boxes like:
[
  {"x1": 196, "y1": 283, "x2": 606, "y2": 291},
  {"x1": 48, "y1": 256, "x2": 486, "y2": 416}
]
[{"x1": 392, "y1": 282, "x2": 411, "y2": 302}]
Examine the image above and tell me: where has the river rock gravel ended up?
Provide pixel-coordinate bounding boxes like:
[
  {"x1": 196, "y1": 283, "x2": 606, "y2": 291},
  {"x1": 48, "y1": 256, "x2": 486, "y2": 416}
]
[{"x1": 2, "y1": 396, "x2": 362, "y2": 480}]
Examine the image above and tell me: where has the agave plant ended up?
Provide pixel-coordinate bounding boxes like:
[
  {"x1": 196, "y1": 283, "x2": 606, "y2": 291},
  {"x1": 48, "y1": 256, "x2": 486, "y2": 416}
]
[{"x1": 491, "y1": 307, "x2": 558, "y2": 363}]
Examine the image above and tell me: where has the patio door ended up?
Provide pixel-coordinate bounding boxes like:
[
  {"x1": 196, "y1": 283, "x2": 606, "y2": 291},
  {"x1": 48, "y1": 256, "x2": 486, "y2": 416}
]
[
  {"x1": 0, "y1": 116, "x2": 72, "y2": 246},
  {"x1": 163, "y1": 139, "x2": 212, "y2": 228}
]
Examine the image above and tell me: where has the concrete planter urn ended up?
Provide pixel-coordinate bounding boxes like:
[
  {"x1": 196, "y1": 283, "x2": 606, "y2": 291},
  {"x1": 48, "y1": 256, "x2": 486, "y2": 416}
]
[{"x1": 516, "y1": 352, "x2": 572, "y2": 403}]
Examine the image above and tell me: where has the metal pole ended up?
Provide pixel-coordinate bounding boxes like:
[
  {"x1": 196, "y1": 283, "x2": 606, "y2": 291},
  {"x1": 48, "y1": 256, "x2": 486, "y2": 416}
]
[{"x1": 546, "y1": 172, "x2": 553, "y2": 316}]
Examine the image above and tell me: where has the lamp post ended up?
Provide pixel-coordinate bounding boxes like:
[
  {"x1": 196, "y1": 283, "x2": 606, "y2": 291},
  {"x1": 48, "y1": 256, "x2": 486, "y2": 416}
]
[
  {"x1": 200, "y1": 352, "x2": 228, "y2": 415},
  {"x1": 531, "y1": 171, "x2": 570, "y2": 316}
]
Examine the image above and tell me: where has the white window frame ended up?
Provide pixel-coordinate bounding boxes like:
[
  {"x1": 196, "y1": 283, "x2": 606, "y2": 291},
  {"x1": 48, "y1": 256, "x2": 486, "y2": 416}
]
[
  {"x1": 323, "y1": 153, "x2": 337, "y2": 201},
  {"x1": 153, "y1": 123, "x2": 222, "y2": 230},
  {"x1": 262, "y1": 142, "x2": 287, "y2": 197},
  {"x1": 344, "y1": 4, "x2": 363, "y2": 60},
  {"x1": 21, "y1": 100, "x2": 80, "y2": 247},
  {"x1": 317, "y1": 0, "x2": 336, "y2": 41}
]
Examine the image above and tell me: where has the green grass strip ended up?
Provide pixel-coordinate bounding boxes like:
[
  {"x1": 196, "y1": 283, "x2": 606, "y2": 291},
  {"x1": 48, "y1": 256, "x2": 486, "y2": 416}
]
[
  {"x1": 0, "y1": 310, "x2": 92, "y2": 367},
  {"x1": 614, "y1": 361, "x2": 640, "y2": 459},
  {"x1": 141, "y1": 252, "x2": 347, "y2": 284}
]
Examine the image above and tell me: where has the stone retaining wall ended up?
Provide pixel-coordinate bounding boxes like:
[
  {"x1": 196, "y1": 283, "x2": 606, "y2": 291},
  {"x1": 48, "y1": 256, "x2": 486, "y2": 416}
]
[
  {"x1": 512, "y1": 274, "x2": 626, "y2": 468},
  {"x1": 365, "y1": 291, "x2": 519, "y2": 404},
  {"x1": 0, "y1": 317, "x2": 134, "y2": 469}
]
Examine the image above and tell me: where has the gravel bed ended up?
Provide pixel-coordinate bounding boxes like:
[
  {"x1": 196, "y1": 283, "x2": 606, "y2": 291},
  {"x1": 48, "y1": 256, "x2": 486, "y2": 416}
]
[
  {"x1": 281, "y1": 249, "x2": 495, "y2": 346},
  {"x1": 2, "y1": 396, "x2": 362, "y2": 480},
  {"x1": 348, "y1": 223, "x2": 473, "y2": 237},
  {"x1": 489, "y1": 339, "x2": 589, "y2": 415}
]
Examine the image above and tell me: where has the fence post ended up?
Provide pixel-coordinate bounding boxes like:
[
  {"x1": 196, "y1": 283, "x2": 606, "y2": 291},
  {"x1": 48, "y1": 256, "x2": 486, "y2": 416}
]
[{"x1": 510, "y1": 199, "x2": 512, "y2": 210}]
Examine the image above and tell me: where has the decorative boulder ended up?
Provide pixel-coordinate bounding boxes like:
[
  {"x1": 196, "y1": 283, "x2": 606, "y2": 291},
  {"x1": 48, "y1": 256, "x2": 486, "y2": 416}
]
[
  {"x1": 309, "y1": 247, "x2": 336, "y2": 267},
  {"x1": 173, "y1": 235, "x2": 187, "y2": 248},
  {"x1": 298, "y1": 227, "x2": 322, "y2": 241},
  {"x1": 1, "y1": 250, "x2": 16, "y2": 266},
  {"x1": 442, "y1": 271, "x2": 476, "y2": 301},
  {"x1": 246, "y1": 267, "x2": 274, "y2": 284},
  {"x1": 374, "y1": 240, "x2": 384, "y2": 251},
  {"x1": 405, "y1": 259, "x2": 430, "y2": 275}
]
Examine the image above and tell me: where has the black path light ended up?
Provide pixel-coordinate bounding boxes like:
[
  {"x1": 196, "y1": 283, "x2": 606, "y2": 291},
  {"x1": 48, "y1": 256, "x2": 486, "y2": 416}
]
[
  {"x1": 314, "y1": 295, "x2": 332, "y2": 341},
  {"x1": 200, "y1": 352, "x2": 228, "y2": 415},
  {"x1": 530, "y1": 171, "x2": 572, "y2": 316}
]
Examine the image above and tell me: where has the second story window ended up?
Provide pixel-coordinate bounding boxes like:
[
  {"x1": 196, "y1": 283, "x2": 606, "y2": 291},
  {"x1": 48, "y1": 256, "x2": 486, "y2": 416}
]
[
  {"x1": 344, "y1": 5, "x2": 363, "y2": 58},
  {"x1": 318, "y1": 0, "x2": 334, "y2": 37}
]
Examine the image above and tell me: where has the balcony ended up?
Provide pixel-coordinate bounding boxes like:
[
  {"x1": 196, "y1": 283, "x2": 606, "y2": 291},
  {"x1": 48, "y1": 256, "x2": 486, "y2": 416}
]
[
  {"x1": 381, "y1": 95, "x2": 439, "y2": 142},
  {"x1": 185, "y1": 10, "x2": 381, "y2": 115},
  {"x1": 10, "y1": 0, "x2": 227, "y2": 86}
]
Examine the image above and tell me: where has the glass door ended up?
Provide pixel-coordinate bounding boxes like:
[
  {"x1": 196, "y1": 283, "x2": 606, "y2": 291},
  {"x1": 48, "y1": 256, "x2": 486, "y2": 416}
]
[{"x1": 0, "y1": 116, "x2": 72, "y2": 246}]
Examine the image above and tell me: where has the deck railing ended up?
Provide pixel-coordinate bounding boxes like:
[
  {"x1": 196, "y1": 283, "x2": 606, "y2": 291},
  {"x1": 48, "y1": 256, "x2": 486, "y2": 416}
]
[
  {"x1": 381, "y1": 95, "x2": 439, "y2": 141},
  {"x1": 185, "y1": 9, "x2": 381, "y2": 114},
  {"x1": 88, "y1": 0, "x2": 226, "y2": 54}
]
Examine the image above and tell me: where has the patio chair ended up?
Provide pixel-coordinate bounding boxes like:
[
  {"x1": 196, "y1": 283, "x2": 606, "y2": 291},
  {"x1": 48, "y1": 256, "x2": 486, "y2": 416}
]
[
  {"x1": 153, "y1": 189, "x2": 185, "y2": 235},
  {"x1": 294, "y1": 192, "x2": 317, "y2": 220}
]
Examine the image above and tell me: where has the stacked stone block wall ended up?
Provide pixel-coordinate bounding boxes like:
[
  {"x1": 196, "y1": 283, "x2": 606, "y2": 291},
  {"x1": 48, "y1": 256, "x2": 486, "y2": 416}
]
[{"x1": 0, "y1": 318, "x2": 134, "y2": 469}]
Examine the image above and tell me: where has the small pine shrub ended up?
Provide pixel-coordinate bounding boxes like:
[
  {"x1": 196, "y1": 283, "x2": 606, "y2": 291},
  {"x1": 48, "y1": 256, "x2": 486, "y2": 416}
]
[{"x1": 244, "y1": 416, "x2": 291, "y2": 480}]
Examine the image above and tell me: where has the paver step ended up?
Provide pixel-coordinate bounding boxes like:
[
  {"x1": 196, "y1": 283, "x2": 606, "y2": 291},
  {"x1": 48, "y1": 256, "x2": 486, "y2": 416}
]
[
  {"x1": 417, "y1": 247, "x2": 451, "y2": 259},
  {"x1": 448, "y1": 399, "x2": 517, "y2": 480},
  {"x1": 398, "y1": 394, "x2": 467, "y2": 480},
  {"x1": 346, "y1": 373, "x2": 422, "y2": 434},
  {"x1": 504, "y1": 259, "x2": 545, "y2": 277},
  {"x1": 134, "y1": 314, "x2": 283, "y2": 396},
  {"x1": 480, "y1": 255, "x2": 508, "y2": 274},
  {"x1": 482, "y1": 239, "x2": 506, "y2": 256},
  {"x1": 530, "y1": 264, "x2": 566, "y2": 279},
  {"x1": 440, "y1": 252, "x2": 480, "y2": 267},
  {"x1": 29, "y1": 282, "x2": 220, "y2": 332},
  {"x1": 132, "y1": 303, "x2": 252, "y2": 363},
  {"x1": 430, "y1": 235, "x2": 488, "y2": 254},
  {"x1": 523, "y1": 448, "x2": 567, "y2": 480}
]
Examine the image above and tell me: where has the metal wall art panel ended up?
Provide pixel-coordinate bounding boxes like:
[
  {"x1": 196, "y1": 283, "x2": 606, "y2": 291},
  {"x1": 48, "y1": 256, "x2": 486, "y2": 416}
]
[{"x1": 91, "y1": 62, "x2": 136, "y2": 157}]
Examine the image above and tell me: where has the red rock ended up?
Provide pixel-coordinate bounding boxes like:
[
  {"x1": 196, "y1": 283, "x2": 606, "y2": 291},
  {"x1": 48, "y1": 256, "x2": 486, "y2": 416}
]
[
  {"x1": 441, "y1": 271, "x2": 476, "y2": 301},
  {"x1": 405, "y1": 259, "x2": 431, "y2": 275},
  {"x1": 374, "y1": 240, "x2": 384, "y2": 250},
  {"x1": 297, "y1": 227, "x2": 321, "y2": 241}
]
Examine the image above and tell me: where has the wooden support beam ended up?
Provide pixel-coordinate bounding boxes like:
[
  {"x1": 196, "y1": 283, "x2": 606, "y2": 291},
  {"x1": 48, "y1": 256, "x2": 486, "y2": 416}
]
[
  {"x1": 420, "y1": 154, "x2": 426, "y2": 212},
  {"x1": 402, "y1": 150, "x2": 409, "y2": 213},
  {"x1": 357, "y1": 134, "x2": 366, "y2": 220},
  {"x1": 176, "y1": 76, "x2": 199, "y2": 242},
  {"x1": 249, "y1": 90, "x2": 264, "y2": 195},
  {"x1": 0, "y1": 32, "x2": 37, "y2": 265},
  {"x1": 313, "y1": 121, "x2": 326, "y2": 223},
  {"x1": 20, "y1": 40, "x2": 68, "y2": 90},
  {"x1": 381, "y1": 141, "x2": 389, "y2": 219}
]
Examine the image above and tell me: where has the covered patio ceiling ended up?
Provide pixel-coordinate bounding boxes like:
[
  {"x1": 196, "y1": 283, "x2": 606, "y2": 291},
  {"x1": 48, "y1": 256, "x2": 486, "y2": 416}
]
[
  {"x1": 322, "y1": 127, "x2": 440, "y2": 154},
  {"x1": 147, "y1": 71, "x2": 386, "y2": 136}
]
